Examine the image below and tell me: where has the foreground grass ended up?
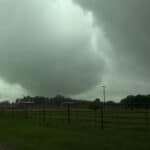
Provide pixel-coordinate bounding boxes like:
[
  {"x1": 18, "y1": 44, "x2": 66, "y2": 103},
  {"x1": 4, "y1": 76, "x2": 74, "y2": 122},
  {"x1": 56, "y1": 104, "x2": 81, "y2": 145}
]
[{"x1": 0, "y1": 119, "x2": 150, "y2": 150}]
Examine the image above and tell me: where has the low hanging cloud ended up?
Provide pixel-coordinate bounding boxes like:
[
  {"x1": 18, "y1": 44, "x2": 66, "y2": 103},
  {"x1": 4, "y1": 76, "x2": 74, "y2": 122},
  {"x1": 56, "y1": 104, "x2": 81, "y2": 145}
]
[
  {"x1": 74, "y1": 0, "x2": 150, "y2": 100},
  {"x1": 0, "y1": 79, "x2": 27, "y2": 101},
  {"x1": 0, "y1": 0, "x2": 110, "y2": 98},
  {"x1": 75, "y1": 0, "x2": 150, "y2": 75}
]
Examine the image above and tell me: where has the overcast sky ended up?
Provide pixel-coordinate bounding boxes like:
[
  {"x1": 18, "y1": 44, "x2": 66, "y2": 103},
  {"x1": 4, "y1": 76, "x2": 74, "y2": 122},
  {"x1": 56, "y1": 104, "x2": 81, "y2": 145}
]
[{"x1": 0, "y1": 0, "x2": 150, "y2": 101}]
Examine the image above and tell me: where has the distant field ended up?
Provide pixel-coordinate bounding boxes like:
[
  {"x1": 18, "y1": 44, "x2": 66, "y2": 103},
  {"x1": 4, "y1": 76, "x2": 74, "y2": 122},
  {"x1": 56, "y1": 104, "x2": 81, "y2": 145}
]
[
  {"x1": 0, "y1": 108, "x2": 150, "y2": 149},
  {"x1": 0, "y1": 108, "x2": 150, "y2": 129}
]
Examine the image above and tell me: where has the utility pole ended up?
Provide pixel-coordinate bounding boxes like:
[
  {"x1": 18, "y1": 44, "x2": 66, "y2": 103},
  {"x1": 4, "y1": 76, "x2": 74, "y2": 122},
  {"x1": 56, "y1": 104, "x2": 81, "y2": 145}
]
[
  {"x1": 101, "y1": 85, "x2": 106, "y2": 107},
  {"x1": 100, "y1": 85, "x2": 106, "y2": 129}
]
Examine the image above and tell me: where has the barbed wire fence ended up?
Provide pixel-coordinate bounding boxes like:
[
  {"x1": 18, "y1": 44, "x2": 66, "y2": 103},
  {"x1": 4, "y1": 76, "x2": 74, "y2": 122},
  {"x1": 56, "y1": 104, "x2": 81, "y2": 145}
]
[{"x1": 0, "y1": 103, "x2": 150, "y2": 129}]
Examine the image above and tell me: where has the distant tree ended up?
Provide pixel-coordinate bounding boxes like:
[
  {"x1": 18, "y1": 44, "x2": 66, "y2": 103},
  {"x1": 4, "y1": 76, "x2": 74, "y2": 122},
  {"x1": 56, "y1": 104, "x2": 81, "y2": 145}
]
[
  {"x1": 15, "y1": 95, "x2": 92, "y2": 107},
  {"x1": 120, "y1": 94, "x2": 150, "y2": 109},
  {"x1": 0, "y1": 101, "x2": 10, "y2": 105},
  {"x1": 89, "y1": 98, "x2": 101, "y2": 110},
  {"x1": 0, "y1": 101, "x2": 10, "y2": 107},
  {"x1": 106, "y1": 101, "x2": 116, "y2": 105}
]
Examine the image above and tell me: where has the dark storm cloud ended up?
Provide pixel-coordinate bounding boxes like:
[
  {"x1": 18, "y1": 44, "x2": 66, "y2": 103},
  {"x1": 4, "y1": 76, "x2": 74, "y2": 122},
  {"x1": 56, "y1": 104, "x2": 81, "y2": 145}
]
[
  {"x1": 0, "y1": 0, "x2": 108, "y2": 97},
  {"x1": 74, "y1": 0, "x2": 150, "y2": 100},
  {"x1": 76, "y1": 0, "x2": 150, "y2": 77}
]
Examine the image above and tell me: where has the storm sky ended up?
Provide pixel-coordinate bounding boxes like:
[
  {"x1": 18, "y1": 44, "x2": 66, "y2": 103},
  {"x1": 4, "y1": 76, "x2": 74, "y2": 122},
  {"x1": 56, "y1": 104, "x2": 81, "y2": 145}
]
[{"x1": 0, "y1": 0, "x2": 150, "y2": 101}]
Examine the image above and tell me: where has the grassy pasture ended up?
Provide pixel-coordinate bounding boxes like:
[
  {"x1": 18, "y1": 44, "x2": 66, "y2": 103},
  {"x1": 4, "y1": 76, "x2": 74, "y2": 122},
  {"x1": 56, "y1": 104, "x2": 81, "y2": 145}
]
[
  {"x1": 0, "y1": 108, "x2": 150, "y2": 149},
  {"x1": 0, "y1": 108, "x2": 150, "y2": 129}
]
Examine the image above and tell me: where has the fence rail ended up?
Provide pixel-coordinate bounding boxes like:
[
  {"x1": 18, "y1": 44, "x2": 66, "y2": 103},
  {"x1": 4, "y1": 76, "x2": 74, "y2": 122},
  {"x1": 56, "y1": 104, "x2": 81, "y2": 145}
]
[{"x1": 0, "y1": 105, "x2": 150, "y2": 129}]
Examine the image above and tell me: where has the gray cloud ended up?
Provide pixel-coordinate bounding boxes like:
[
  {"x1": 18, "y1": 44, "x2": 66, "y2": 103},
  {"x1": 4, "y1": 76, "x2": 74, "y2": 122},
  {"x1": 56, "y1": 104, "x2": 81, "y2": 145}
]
[
  {"x1": 2, "y1": 0, "x2": 149, "y2": 100},
  {"x1": 74, "y1": 0, "x2": 150, "y2": 100},
  {"x1": 0, "y1": 79, "x2": 27, "y2": 101},
  {"x1": 0, "y1": 0, "x2": 110, "y2": 98}
]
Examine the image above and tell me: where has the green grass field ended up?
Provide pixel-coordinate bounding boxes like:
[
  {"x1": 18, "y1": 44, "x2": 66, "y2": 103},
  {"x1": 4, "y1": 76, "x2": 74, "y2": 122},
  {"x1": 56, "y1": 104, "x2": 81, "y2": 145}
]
[
  {"x1": 0, "y1": 109, "x2": 150, "y2": 150},
  {"x1": 1, "y1": 108, "x2": 150, "y2": 129}
]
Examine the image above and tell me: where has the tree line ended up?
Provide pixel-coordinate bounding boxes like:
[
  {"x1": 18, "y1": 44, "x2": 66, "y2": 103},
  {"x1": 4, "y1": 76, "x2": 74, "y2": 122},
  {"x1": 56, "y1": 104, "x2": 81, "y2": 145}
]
[
  {"x1": 120, "y1": 94, "x2": 150, "y2": 108},
  {"x1": 1, "y1": 94, "x2": 150, "y2": 109}
]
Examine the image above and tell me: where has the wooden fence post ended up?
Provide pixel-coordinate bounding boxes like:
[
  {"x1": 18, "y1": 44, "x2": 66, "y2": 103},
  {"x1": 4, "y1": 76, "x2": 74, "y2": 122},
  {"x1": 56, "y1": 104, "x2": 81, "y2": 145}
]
[
  {"x1": 145, "y1": 109, "x2": 149, "y2": 129},
  {"x1": 100, "y1": 106, "x2": 104, "y2": 129},
  {"x1": 67, "y1": 104, "x2": 71, "y2": 124},
  {"x1": 42, "y1": 103, "x2": 46, "y2": 126}
]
